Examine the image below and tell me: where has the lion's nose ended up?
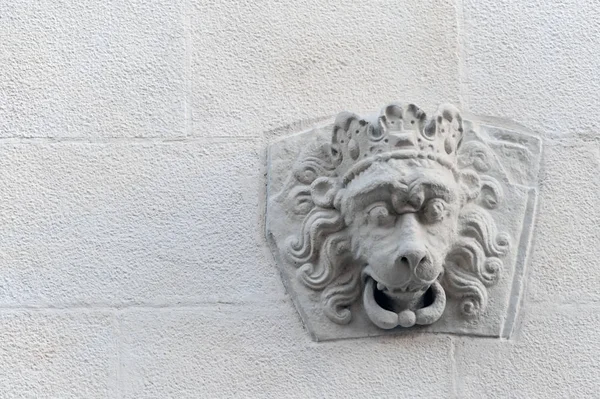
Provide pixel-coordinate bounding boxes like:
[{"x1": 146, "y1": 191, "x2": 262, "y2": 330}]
[
  {"x1": 396, "y1": 246, "x2": 440, "y2": 282},
  {"x1": 396, "y1": 248, "x2": 427, "y2": 272}
]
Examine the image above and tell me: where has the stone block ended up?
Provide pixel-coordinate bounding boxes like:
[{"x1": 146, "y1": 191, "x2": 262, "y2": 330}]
[
  {"x1": 0, "y1": 0, "x2": 186, "y2": 137},
  {"x1": 526, "y1": 140, "x2": 600, "y2": 303},
  {"x1": 455, "y1": 303, "x2": 600, "y2": 398},
  {"x1": 0, "y1": 310, "x2": 117, "y2": 398},
  {"x1": 0, "y1": 140, "x2": 284, "y2": 306},
  {"x1": 120, "y1": 303, "x2": 454, "y2": 398},
  {"x1": 461, "y1": 0, "x2": 600, "y2": 136},
  {"x1": 190, "y1": 0, "x2": 460, "y2": 137}
]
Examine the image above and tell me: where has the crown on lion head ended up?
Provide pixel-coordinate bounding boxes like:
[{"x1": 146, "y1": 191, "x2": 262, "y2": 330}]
[{"x1": 330, "y1": 103, "x2": 464, "y2": 185}]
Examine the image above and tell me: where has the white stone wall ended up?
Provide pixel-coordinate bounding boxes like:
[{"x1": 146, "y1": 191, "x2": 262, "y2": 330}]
[{"x1": 1, "y1": 1, "x2": 598, "y2": 397}]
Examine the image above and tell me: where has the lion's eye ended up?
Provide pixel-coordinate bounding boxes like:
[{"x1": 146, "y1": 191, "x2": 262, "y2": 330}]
[
  {"x1": 423, "y1": 198, "x2": 447, "y2": 223},
  {"x1": 367, "y1": 204, "x2": 395, "y2": 227}
]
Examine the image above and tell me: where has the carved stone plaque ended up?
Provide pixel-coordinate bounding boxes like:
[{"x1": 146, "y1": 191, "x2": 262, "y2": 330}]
[{"x1": 266, "y1": 103, "x2": 540, "y2": 341}]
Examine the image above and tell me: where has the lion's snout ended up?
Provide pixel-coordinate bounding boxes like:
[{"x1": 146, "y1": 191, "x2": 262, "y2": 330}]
[{"x1": 371, "y1": 227, "x2": 443, "y2": 292}]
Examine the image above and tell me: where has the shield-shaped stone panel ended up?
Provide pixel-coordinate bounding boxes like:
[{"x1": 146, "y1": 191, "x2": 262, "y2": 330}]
[{"x1": 266, "y1": 109, "x2": 541, "y2": 341}]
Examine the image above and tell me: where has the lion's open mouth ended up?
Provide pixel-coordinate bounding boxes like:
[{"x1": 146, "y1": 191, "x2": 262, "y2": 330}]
[{"x1": 362, "y1": 269, "x2": 446, "y2": 330}]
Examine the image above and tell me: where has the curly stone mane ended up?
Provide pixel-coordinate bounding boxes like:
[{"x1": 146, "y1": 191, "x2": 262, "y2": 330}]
[{"x1": 275, "y1": 136, "x2": 509, "y2": 324}]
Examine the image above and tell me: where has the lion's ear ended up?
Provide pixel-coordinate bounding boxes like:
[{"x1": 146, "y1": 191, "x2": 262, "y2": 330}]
[
  {"x1": 459, "y1": 170, "x2": 481, "y2": 201},
  {"x1": 311, "y1": 177, "x2": 340, "y2": 208}
]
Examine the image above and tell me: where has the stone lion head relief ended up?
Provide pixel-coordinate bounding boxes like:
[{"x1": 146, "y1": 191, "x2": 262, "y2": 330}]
[{"x1": 266, "y1": 102, "x2": 540, "y2": 340}]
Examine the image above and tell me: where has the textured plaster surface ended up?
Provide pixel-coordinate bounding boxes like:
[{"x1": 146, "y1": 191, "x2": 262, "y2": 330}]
[
  {"x1": 120, "y1": 303, "x2": 454, "y2": 398},
  {"x1": 455, "y1": 303, "x2": 600, "y2": 398},
  {"x1": 1, "y1": 0, "x2": 600, "y2": 397},
  {"x1": 0, "y1": 310, "x2": 117, "y2": 398},
  {"x1": 190, "y1": 0, "x2": 460, "y2": 137},
  {"x1": 526, "y1": 141, "x2": 600, "y2": 303},
  {"x1": 0, "y1": 0, "x2": 186, "y2": 138},
  {"x1": 460, "y1": 0, "x2": 600, "y2": 137},
  {"x1": 0, "y1": 141, "x2": 283, "y2": 306}
]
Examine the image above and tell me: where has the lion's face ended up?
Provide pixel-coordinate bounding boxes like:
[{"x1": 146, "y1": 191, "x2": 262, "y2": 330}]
[{"x1": 338, "y1": 158, "x2": 463, "y2": 327}]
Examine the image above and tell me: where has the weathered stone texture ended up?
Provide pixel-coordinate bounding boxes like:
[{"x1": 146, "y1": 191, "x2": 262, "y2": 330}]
[
  {"x1": 455, "y1": 304, "x2": 600, "y2": 398},
  {"x1": 461, "y1": 0, "x2": 600, "y2": 137},
  {"x1": 0, "y1": 311, "x2": 117, "y2": 398},
  {"x1": 526, "y1": 141, "x2": 600, "y2": 303},
  {"x1": 0, "y1": 0, "x2": 186, "y2": 137},
  {"x1": 120, "y1": 303, "x2": 454, "y2": 398},
  {"x1": 0, "y1": 141, "x2": 283, "y2": 307},
  {"x1": 190, "y1": 0, "x2": 460, "y2": 137}
]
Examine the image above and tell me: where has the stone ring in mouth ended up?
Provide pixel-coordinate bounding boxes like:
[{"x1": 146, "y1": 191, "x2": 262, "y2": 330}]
[{"x1": 362, "y1": 269, "x2": 446, "y2": 330}]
